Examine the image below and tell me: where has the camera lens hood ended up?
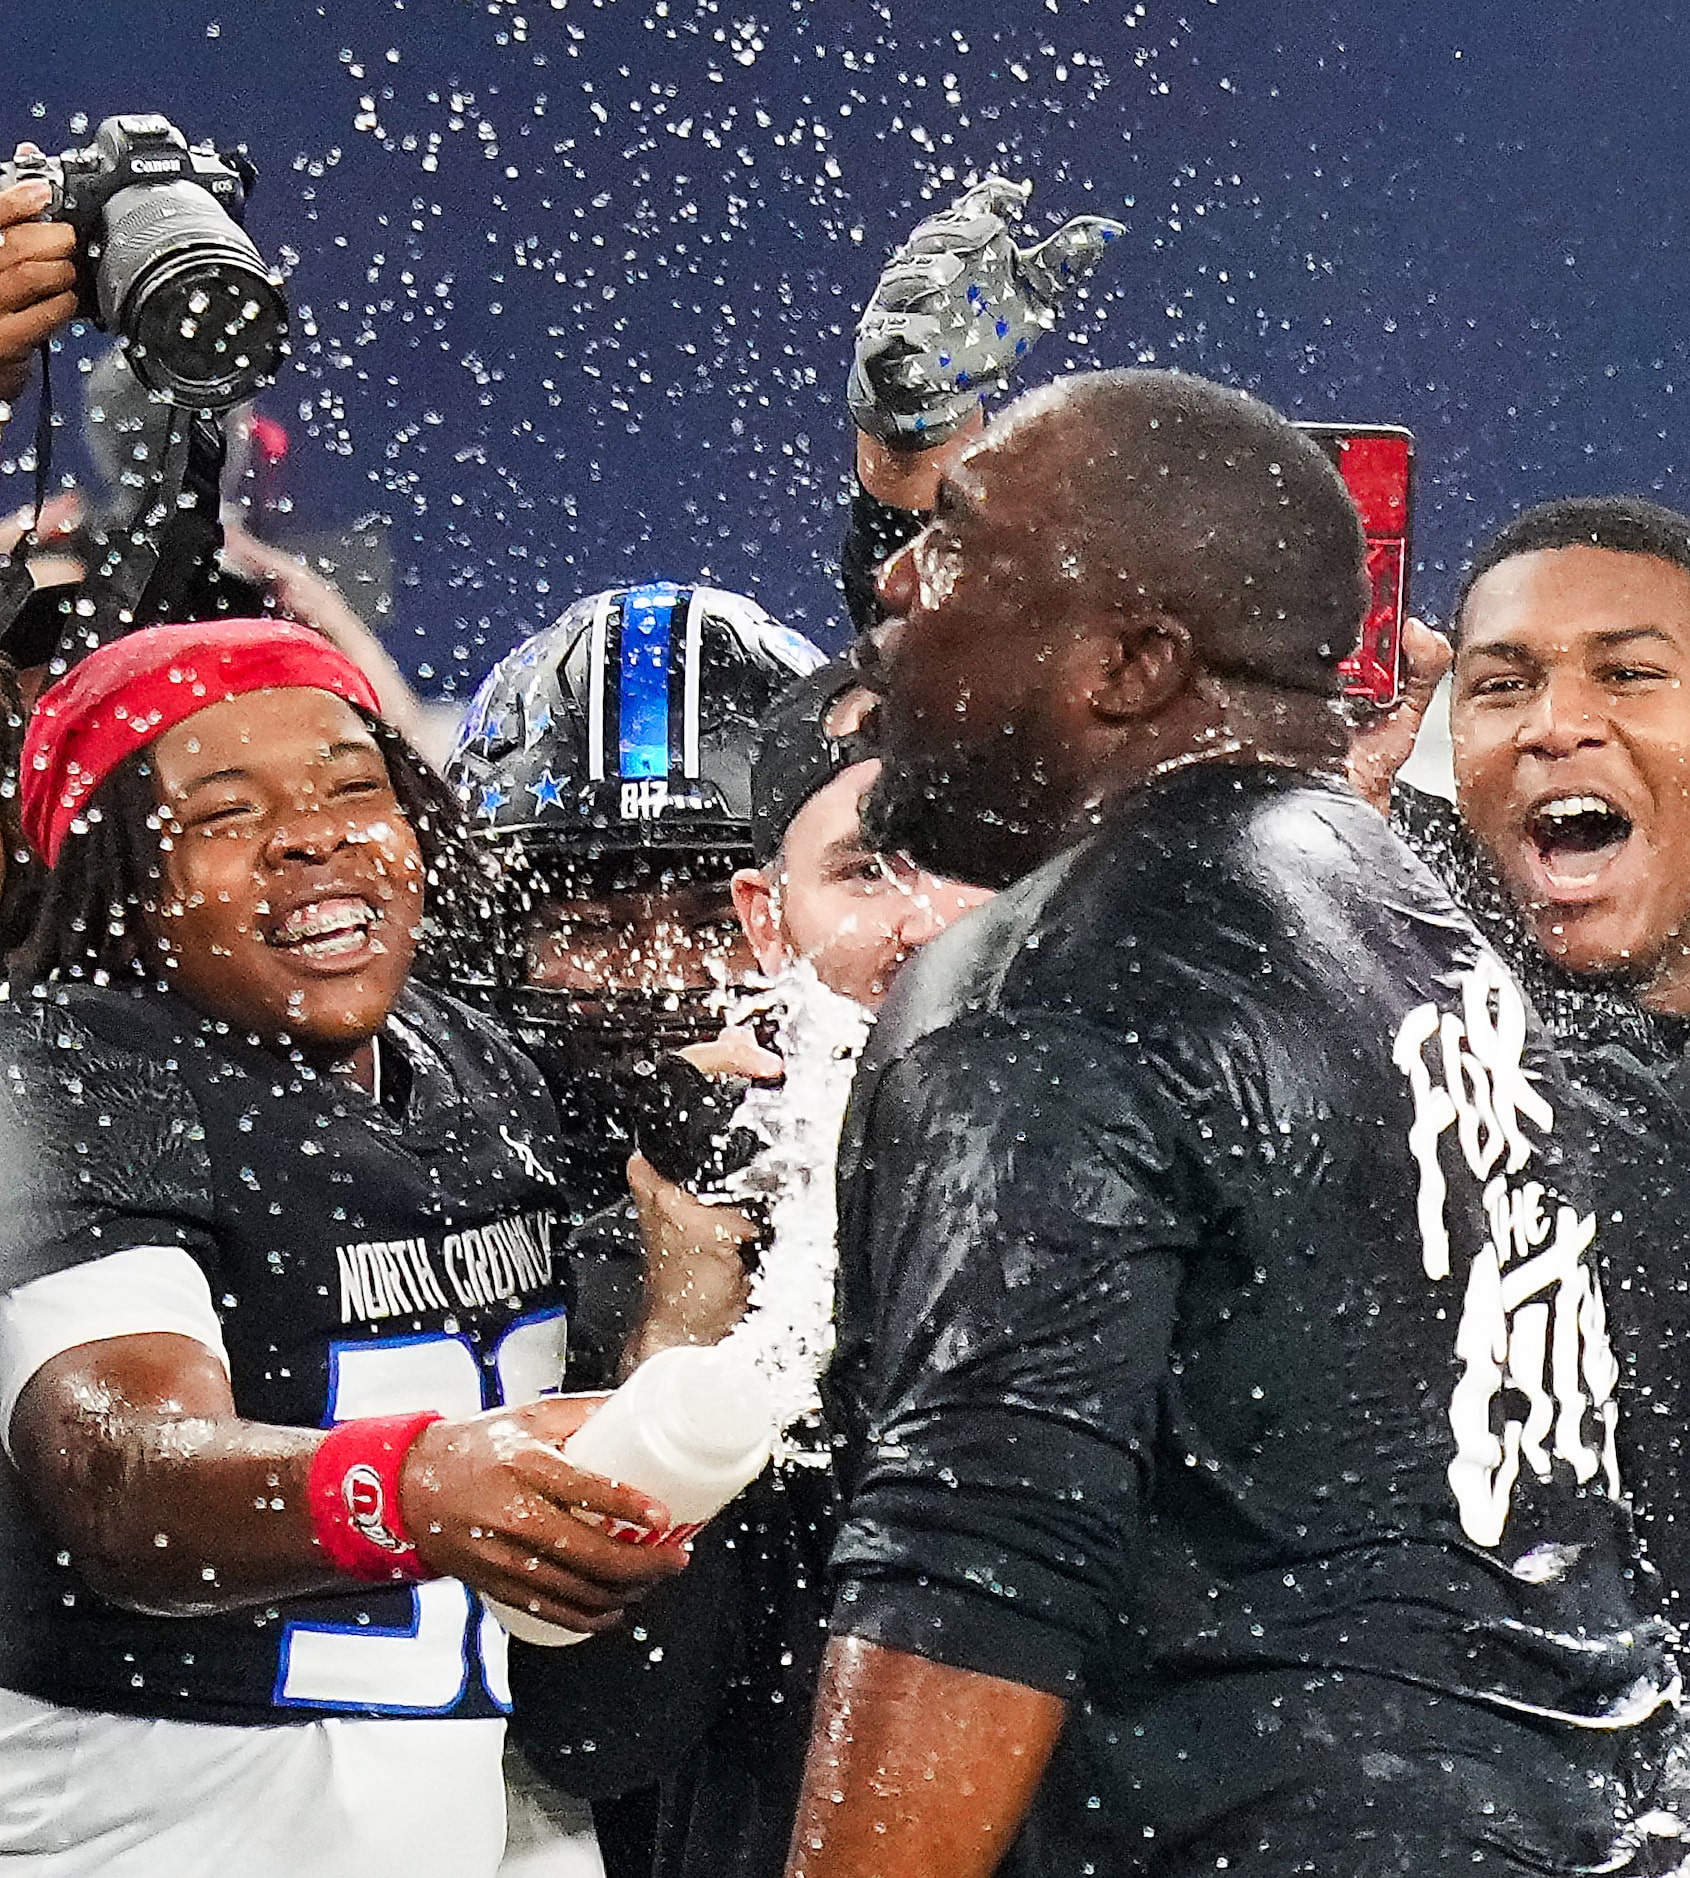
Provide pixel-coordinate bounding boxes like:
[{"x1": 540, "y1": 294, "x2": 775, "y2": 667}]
[{"x1": 98, "y1": 182, "x2": 288, "y2": 410}]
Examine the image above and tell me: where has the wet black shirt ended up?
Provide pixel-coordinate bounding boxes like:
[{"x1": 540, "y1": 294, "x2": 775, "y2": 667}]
[
  {"x1": 1395, "y1": 781, "x2": 1690, "y2": 1621},
  {"x1": 0, "y1": 979, "x2": 574, "y2": 1725},
  {"x1": 826, "y1": 765, "x2": 1671, "y2": 1876}
]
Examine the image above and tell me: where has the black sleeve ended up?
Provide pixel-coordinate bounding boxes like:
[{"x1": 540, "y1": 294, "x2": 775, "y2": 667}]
[
  {"x1": 563, "y1": 1201, "x2": 646, "y2": 1391},
  {"x1": 840, "y1": 476, "x2": 925, "y2": 636},
  {"x1": 1389, "y1": 781, "x2": 1524, "y2": 939},
  {"x1": 1389, "y1": 784, "x2": 1546, "y2": 994},
  {"x1": 0, "y1": 1004, "x2": 220, "y2": 1291},
  {"x1": 827, "y1": 1014, "x2": 1193, "y2": 1698},
  {"x1": 1389, "y1": 783, "x2": 1481, "y2": 899}
]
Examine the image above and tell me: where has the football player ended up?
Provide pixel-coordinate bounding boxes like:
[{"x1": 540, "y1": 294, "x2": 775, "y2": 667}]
[
  {"x1": 447, "y1": 582, "x2": 824, "y2": 1220},
  {"x1": 505, "y1": 661, "x2": 992, "y2": 1878},
  {"x1": 448, "y1": 583, "x2": 822, "y2": 1878},
  {"x1": 0, "y1": 619, "x2": 689, "y2": 1878},
  {"x1": 1360, "y1": 496, "x2": 1690, "y2": 1647}
]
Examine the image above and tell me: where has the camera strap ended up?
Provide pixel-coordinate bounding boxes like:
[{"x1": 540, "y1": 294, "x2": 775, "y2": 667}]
[
  {"x1": 5, "y1": 402, "x2": 230, "y2": 668},
  {"x1": 69, "y1": 418, "x2": 198, "y2": 655},
  {"x1": 109, "y1": 414, "x2": 227, "y2": 647},
  {"x1": 0, "y1": 339, "x2": 63, "y2": 650}
]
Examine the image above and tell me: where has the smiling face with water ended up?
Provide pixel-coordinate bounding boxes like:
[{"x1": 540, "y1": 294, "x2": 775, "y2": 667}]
[{"x1": 145, "y1": 687, "x2": 426, "y2": 1055}]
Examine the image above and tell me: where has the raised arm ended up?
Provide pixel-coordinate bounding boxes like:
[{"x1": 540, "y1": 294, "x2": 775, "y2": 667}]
[
  {"x1": 842, "y1": 178, "x2": 1124, "y2": 633},
  {"x1": 1345, "y1": 616, "x2": 1451, "y2": 813}
]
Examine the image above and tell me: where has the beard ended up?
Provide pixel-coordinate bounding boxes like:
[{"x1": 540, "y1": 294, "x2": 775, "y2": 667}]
[{"x1": 861, "y1": 717, "x2": 1060, "y2": 892}]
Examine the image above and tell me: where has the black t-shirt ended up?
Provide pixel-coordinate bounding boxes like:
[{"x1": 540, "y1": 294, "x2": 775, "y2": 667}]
[
  {"x1": 0, "y1": 978, "x2": 575, "y2": 1726},
  {"x1": 1564, "y1": 1031, "x2": 1690, "y2": 1621},
  {"x1": 1395, "y1": 781, "x2": 1690, "y2": 1620},
  {"x1": 826, "y1": 765, "x2": 1671, "y2": 1875}
]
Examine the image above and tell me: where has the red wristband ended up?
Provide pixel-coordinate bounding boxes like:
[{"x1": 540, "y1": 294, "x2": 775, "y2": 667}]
[{"x1": 308, "y1": 1411, "x2": 443, "y2": 1584}]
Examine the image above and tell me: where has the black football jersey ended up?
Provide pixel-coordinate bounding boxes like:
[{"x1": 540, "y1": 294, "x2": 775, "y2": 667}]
[
  {"x1": 0, "y1": 979, "x2": 578, "y2": 1725},
  {"x1": 826, "y1": 765, "x2": 1672, "y2": 1877}
]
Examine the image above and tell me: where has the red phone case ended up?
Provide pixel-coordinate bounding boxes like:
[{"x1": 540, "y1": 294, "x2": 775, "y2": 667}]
[{"x1": 1298, "y1": 425, "x2": 1414, "y2": 708}]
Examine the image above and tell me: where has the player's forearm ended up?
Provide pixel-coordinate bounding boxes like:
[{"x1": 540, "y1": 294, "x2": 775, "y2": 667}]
[
  {"x1": 26, "y1": 1409, "x2": 330, "y2": 1615},
  {"x1": 785, "y1": 1635, "x2": 1067, "y2": 1878},
  {"x1": 12, "y1": 1334, "x2": 691, "y2": 1632},
  {"x1": 10, "y1": 1339, "x2": 334, "y2": 1615},
  {"x1": 853, "y1": 407, "x2": 985, "y2": 513}
]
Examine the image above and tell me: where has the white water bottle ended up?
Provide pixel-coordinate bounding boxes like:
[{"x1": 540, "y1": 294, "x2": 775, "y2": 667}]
[{"x1": 486, "y1": 1341, "x2": 778, "y2": 1646}]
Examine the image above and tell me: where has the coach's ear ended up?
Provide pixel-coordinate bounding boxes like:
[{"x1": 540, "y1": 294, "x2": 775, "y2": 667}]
[
  {"x1": 1088, "y1": 614, "x2": 1195, "y2": 724},
  {"x1": 730, "y1": 866, "x2": 785, "y2": 980}
]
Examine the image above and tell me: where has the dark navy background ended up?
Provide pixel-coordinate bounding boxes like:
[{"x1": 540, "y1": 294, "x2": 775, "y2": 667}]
[{"x1": 6, "y1": 0, "x2": 1686, "y2": 691}]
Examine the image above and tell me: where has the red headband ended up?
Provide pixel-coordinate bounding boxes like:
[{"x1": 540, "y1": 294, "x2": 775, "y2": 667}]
[{"x1": 22, "y1": 620, "x2": 384, "y2": 867}]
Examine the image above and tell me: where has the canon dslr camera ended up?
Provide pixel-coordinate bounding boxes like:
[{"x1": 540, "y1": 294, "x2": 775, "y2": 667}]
[{"x1": 0, "y1": 113, "x2": 288, "y2": 411}]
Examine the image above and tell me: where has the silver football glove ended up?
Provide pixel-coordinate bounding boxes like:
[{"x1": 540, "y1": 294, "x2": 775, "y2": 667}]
[{"x1": 847, "y1": 176, "x2": 1126, "y2": 449}]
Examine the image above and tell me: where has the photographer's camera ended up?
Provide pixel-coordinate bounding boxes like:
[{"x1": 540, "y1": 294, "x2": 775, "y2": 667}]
[{"x1": 0, "y1": 114, "x2": 288, "y2": 411}]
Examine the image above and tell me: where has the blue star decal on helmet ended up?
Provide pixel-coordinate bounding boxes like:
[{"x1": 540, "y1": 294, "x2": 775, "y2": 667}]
[
  {"x1": 477, "y1": 782, "x2": 510, "y2": 819},
  {"x1": 526, "y1": 700, "x2": 553, "y2": 746},
  {"x1": 527, "y1": 769, "x2": 565, "y2": 813}
]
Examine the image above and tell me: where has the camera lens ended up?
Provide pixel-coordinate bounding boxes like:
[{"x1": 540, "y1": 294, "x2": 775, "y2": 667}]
[{"x1": 95, "y1": 182, "x2": 289, "y2": 411}]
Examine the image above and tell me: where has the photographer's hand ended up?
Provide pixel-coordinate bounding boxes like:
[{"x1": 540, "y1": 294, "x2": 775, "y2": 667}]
[{"x1": 0, "y1": 155, "x2": 77, "y2": 409}]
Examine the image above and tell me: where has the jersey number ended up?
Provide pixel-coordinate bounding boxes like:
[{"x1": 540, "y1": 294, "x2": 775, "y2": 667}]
[{"x1": 275, "y1": 1311, "x2": 568, "y2": 1714}]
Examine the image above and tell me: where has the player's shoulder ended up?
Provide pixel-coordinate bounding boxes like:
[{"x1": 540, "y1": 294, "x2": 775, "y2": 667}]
[
  {"x1": 0, "y1": 978, "x2": 203, "y2": 1110},
  {"x1": 875, "y1": 764, "x2": 1497, "y2": 1089},
  {"x1": 398, "y1": 977, "x2": 516, "y2": 1056},
  {"x1": 1036, "y1": 768, "x2": 1481, "y2": 1004},
  {"x1": 0, "y1": 981, "x2": 217, "y2": 1276},
  {"x1": 1089, "y1": 763, "x2": 1450, "y2": 932}
]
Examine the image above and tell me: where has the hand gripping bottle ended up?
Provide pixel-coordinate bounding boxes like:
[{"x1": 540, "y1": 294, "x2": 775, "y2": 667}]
[{"x1": 487, "y1": 1341, "x2": 778, "y2": 1645}]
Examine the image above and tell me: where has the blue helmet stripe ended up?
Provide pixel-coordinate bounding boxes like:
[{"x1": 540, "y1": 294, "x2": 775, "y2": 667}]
[{"x1": 618, "y1": 584, "x2": 679, "y2": 779}]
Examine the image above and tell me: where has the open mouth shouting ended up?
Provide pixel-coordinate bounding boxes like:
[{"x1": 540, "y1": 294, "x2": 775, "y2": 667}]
[
  {"x1": 1516, "y1": 791, "x2": 1638, "y2": 905},
  {"x1": 263, "y1": 893, "x2": 385, "y2": 967}
]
